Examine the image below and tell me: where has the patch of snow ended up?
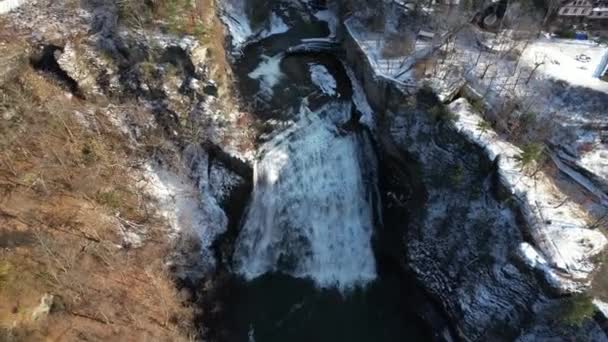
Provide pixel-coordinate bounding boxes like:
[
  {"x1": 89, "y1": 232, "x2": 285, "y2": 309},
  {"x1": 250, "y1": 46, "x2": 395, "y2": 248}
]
[
  {"x1": 521, "y1": 38, "x2": 608, "y2": 93},
  {"x1": 118, "y1": 228, "x2": 144, "y2": 248},
  {"x1": 309, "y1": 63, "x2": 337, "y2": 96},
  {"x1": 578, "y1": 148, "x2": 608, "y2": 191},
  {"x1": 314, "y1": 9, "x2": 338, "y2": 38},
  {"x1": 248, "y1": 54, "x2": 285, "y2": 97},
  {"x1": 593, "y1": 298, "x2": 608, "y2": 319}
]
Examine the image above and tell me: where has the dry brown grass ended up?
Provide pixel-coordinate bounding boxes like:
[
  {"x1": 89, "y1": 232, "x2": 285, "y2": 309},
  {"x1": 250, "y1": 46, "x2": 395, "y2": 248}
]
[{"x1": 0, "y1": 63, "x2": 195, "y2": 340}]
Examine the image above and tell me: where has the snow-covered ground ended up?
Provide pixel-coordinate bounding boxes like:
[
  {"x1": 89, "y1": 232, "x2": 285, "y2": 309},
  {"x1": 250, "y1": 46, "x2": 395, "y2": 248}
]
[
  {"x1": 450, "y1": 98, "x2": 607, "y2": 291},
  {"x1": 345, "y1": 17, "x2": 432, "y2": 86},
  {"x1": 422, "y1": 28, "x2": 608, "y2": 204},
  {"x1": 345, "y1": 14, "x2": 608, "y2": 212},
  {"x1": 522, "y1": 38, "x2": 608, "y2": 93}
]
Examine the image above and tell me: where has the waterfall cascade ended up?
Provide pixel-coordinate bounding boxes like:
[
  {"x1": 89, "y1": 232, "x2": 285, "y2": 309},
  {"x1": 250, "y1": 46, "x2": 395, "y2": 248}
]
[{"x1": 234, "y1": 100, "x2": 378, "y2": 290}]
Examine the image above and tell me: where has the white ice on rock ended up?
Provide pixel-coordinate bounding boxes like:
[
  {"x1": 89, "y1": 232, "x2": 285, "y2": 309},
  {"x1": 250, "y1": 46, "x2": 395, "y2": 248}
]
[
  {"x1": 248, "y1": 54, "x2": 284, "y2": 97},
  {"x1": 450, "y1": 99, "x2": 607, "y2": 291},
  {"x1": 234, "y1": 101, "x2": 377, "y2": 291},
  {"x1": 142, "y1": 163, "x2": 228, "y2": 272},
  {"x1": 259, "y1": 12, "x2": 289, "y2": 39},
  {"x1": 219, "y1": 0, "x2": 254, "y2": 50},
  {"x1": 344, "y1": 64, "x2": 375, "y2": 128},
  {"x1": 309, "y1": 63, "x2": 337, "y2": 96},
  {"x1": 0, "y1": 0, "x2": 26, "y2": 14}
]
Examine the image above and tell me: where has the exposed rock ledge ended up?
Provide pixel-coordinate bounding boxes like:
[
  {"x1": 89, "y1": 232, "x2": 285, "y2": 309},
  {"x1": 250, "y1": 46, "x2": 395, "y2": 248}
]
[{"x1": 450, "y1": 98, "x2": 607, "y2": 293}]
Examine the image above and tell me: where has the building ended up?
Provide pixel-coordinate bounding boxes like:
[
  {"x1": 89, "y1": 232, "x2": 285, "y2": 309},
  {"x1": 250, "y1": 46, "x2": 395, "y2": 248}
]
[
  {"x1": 558, "y1": 0, "x2": 608, "y2": 22},
  {"x1": 557, "y1": 0, "x2": 608, "y2": 35},
  {"x1": 559, "y1": 0, "x2": 594, "y2": 18}
]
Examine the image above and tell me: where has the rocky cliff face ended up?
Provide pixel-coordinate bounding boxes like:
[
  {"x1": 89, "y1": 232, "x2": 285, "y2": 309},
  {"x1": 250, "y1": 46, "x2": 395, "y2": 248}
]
[
  {"x1": 343, "y1": 14, "x2": 608, "y2": 340},
  {"x1": 5, "y1": 0, "x2": 607, "y2": 340},
  {"x1": 380, "y1": 94, "x2": 606, "y2": 340},
  {"x1": 2, "y1": 0, "x2": 255, "y2": 330}
]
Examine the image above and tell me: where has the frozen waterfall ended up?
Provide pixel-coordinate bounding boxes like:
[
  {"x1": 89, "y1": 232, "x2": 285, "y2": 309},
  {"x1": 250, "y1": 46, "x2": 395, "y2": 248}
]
[{"x1": 234, "y1": 101, "x2": 378, "y2": 291}]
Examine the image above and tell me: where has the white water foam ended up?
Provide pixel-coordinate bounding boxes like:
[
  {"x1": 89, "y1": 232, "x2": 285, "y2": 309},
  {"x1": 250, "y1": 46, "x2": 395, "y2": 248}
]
[
  {"x1": 234, "y1": 101, "x2": 377, "y2": 291},
  {"x1": 248, "y1": 54, "x2": 285, "y2": 98}
]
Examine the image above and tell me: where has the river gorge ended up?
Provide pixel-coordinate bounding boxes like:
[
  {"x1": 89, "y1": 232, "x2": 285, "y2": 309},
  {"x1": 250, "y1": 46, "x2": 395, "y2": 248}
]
[{"x1": 208, "y1": 1, "x2": 449, "y2": 340}]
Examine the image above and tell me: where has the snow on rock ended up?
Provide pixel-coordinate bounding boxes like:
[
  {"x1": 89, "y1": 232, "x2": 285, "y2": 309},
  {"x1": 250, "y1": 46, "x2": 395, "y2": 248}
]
[
  {"x1": 449, "y1": 98, "x2": 607, "y2": 291},
  {"x1": 219, "y1": 0, "x2": 254, "y2": 51},
  {"x1": 0, "y1": 0, "x2": 26, "y2": 14},
  {"x1": 344, "y1": 17, "x2": 430, "y2": 87},
  {"x1": 344, "y1": 64, "x2": 375, "y2": 128},
  {"x1": 551, "y1": 152, "x2": 608, "y2": 206},
  {"x1": 259, "y1": 12, "x2": 289, "y2": 39},
  {"x1": 141, "y1": 162, "x2": 228, "y2": 272},
  {"x1": 309, "y1": 63, "x2": 337, "y2": 96},
  {"x1": 314, "y1": 9, "x2": 338, "y2": 38},
  {"x1": 593, "y1": 298, "x2": 608, "y2": 319}
]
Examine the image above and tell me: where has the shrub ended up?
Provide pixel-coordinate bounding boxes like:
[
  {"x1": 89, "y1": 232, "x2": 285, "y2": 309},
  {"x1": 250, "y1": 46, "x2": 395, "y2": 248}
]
[
  {"x1": 469, "y1": 97, "x2": 485, "y2": 114},
  {"x1": 449, "y1": 164, "x2": 464, "y2": 187},
  {"x1": 519, "y1": 111, "x2": 537, "y2": 128},
  {"x1": 514, "y1": 143, "x2": 544, "y2": 171},
  {"x1": 560, "y1": 294, "x2": 595, "y2": 326},
  {"x1": 117, "y1": 0, "x2": 207, "y2": 40},
  {"x1": 95, "y1": 190, "x2": 123, "y2": 212},
  {"x1": 429, "y1": 104, "x2": 458, "y2": 124},
  {"x1": 555, "y1": 29, "x2": 576, "y2": 39},
  {"x1": 476, "y1": 119, "x2": 492, "y2": 136}
]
